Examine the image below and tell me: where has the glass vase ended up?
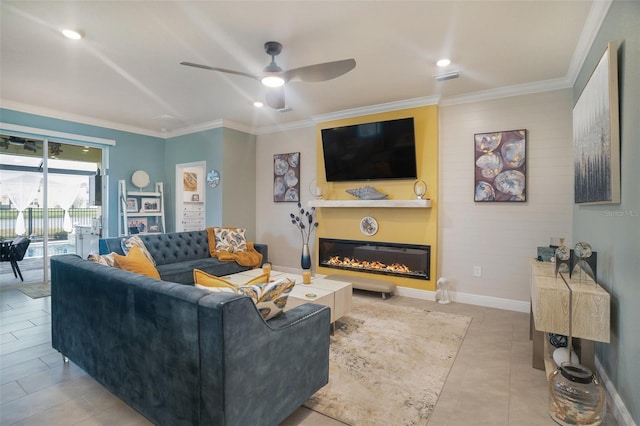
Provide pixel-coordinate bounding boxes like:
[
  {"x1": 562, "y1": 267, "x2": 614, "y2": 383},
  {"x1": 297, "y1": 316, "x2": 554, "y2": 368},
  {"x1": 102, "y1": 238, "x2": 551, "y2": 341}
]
[
  {"x1": 549, "y1": 364, "x2": 606, "y2": 426},
  {"x1": 301, "y1": 243, "x2": 311, "y2": 270}
]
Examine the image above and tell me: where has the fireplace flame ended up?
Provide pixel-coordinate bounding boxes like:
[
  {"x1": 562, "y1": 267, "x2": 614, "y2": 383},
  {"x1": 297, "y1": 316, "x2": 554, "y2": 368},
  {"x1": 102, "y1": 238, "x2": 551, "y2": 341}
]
[{"x1": 326, "y1": 256, "x2": 412, "y2": 274}]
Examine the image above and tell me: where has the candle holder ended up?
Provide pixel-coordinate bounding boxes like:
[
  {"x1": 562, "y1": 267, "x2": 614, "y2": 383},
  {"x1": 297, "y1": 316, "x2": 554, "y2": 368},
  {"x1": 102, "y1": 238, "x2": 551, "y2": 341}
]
[{"x1": 413, "y1": 180, "x2": 427, "y2": 200}]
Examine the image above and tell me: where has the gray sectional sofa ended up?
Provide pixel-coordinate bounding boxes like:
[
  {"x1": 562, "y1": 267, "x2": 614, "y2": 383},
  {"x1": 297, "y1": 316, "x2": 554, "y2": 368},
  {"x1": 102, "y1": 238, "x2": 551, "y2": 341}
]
[
  {"x1": 98, "y1": 230, "x2": 268, "y2": 284},
  {"x1": 51, "y1": 254, "x2": 331, "y2": 426}
]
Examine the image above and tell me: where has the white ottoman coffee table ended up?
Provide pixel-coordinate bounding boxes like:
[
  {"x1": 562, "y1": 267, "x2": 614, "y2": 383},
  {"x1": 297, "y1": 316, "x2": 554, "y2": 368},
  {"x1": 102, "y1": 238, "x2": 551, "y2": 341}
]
[{"x1": 224, "y1": 269, "x2": 352, "y2": 324}]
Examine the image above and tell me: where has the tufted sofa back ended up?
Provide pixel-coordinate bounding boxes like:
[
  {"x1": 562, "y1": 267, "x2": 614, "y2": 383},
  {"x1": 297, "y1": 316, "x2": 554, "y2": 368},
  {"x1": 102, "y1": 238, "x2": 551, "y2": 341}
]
[
  {"x1": 99, "y1": 231, "x2": 212, "y2": 265},
  {"x1": 137, "y1": 231, "x2": 210, "y2": 266}
]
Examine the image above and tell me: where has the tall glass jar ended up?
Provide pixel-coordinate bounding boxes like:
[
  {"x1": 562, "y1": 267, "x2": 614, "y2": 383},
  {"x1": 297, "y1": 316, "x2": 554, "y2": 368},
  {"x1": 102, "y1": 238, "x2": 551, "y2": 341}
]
[{"x1": 549, "y1": 364, "x2": 606, "y2": 426}]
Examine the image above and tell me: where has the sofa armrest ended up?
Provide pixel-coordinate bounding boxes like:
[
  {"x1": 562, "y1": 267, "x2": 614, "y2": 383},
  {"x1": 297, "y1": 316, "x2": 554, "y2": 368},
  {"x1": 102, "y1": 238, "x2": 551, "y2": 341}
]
[
  {"x1": 197, "y1": 295, "x2": 330, "y2": 426},
  {"x1": 254, "y1": 243, "x2": 268, "y2": 264}
]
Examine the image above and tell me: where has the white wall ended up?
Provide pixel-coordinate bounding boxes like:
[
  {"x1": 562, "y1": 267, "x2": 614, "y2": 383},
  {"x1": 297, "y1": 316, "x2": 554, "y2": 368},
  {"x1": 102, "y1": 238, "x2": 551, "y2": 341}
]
[
  {"x1": 255, "y1": 125, "x2": 317, "y2": 270},
  {"x1": 439, "y1": 89, "x2": 574, "y2": 304}
]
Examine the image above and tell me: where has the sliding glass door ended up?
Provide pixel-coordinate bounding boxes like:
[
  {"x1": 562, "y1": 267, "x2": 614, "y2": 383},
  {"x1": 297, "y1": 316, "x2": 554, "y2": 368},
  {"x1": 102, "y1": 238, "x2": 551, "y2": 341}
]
[{"x1": 0, "y1": 135, "x2": 103, "y2": 287}]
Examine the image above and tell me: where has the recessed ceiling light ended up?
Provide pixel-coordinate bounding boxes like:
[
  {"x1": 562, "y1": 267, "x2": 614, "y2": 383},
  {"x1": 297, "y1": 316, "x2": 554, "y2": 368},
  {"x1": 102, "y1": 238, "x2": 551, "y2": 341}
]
[
  {"x1": 436, "y1": 58, "x2": 451, "y2": 67},
  {"x1": 62, "y1": 29, "x2": 83, "y2": 40},
  {"x1": 253, "y1": 101, "x2": 264, "y2": 108}
]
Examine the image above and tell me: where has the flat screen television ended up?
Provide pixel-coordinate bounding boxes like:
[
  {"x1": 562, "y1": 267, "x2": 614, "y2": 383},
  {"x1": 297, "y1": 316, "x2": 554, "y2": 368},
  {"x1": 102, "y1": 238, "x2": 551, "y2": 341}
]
[{"x1": 321, "y1": 117, "x2": 417, "y2": 182}]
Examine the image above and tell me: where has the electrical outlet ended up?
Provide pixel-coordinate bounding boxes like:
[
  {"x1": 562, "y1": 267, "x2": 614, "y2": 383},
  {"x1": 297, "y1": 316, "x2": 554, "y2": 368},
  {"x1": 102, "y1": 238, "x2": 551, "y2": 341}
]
[{"x1": 473, "y1": 266, "x2": 482, "y2": 277}]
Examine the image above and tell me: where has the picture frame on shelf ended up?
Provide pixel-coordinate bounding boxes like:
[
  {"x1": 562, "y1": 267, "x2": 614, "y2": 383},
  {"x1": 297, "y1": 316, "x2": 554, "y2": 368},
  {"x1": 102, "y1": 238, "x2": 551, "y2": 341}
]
[
  {"x1": 128, "y1": 218, "x2": 148, "y2": 234},
  {"x1": 141, "y1": 197, "x2": 160, "y2": 213},
  {"x1": 126, "y1": 198, "x2": 139, "y2": 213},
  {"x1": 148, "y1": 223, "x2": 162, "y2": 233},
  {"x1": 192, "y1": 194, "x2": 200, "y2": 202}
]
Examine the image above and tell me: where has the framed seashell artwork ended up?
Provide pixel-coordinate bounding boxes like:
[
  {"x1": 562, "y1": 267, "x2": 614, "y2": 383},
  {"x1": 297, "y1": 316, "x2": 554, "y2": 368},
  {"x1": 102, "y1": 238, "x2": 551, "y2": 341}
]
[
  {"x1": 474, "y1": 129, "x2": 527, "y2": 202},
  {"x1": 274, "y1": 152, "x2": 300, "y2": 202}
]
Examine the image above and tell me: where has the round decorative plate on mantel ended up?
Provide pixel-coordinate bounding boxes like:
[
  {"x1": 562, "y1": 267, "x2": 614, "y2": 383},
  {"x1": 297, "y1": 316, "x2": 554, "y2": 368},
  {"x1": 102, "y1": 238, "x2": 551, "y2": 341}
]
[{"x1": 360, "y1": 216, "x2": 378, "y2": 236}]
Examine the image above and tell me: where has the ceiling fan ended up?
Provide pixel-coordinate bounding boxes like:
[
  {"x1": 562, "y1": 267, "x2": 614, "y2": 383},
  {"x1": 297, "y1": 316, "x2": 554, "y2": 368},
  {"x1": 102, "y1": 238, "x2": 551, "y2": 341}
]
[{"x1": 181, "y1": 41, "x2": 356, "y2": 110}]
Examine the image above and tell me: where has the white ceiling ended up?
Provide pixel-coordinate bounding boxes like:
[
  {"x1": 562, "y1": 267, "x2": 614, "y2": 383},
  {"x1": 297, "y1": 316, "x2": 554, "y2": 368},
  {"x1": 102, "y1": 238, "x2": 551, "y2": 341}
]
[{"x1": 0, "y1": 1, "x2": 609, "y2": 137}]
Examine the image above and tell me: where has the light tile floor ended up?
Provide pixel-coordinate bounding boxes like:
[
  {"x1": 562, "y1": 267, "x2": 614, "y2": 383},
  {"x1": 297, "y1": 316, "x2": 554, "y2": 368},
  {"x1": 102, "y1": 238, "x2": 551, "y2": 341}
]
[{"x1": 1, "y1": 288, "x2": 617, "y2": 425}]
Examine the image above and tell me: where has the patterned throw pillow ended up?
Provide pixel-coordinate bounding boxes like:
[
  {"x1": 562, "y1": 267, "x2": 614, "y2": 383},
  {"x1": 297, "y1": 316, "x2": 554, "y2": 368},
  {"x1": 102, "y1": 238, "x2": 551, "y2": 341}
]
[
  {"x1": 193, "y1": 269, "x2": 270, "y2": 293},
  {"x1": 236, "y1": 278, "x2": 295, "y2": 320},
  {"x1": 121, "y1": 235, "x2": 156, "y2": 266},
  {"x1": 88, "y1": 253, "x2": 116, "y2": 267},
  {"x1": 213, "y1": 227, "x2": 248, "y2": 253},
  {"x1": 112, "y1": 245, "x2": 161, "y2": 279}
]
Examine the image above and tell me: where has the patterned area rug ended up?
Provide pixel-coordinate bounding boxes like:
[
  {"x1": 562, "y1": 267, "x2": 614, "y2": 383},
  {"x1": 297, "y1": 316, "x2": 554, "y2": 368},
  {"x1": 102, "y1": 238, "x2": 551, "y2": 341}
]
[
  {"x1": 18, "y1": 282, "x2": 51, "y2": 299},
  {"x1": 304, "y1": 296, "x2": 472, "y2": 425}
]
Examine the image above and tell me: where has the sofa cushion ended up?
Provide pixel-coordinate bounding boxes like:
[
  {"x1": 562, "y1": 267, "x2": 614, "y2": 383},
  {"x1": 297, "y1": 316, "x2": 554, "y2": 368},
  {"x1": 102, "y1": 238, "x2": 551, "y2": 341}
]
[
  {"x1": 113, "y1": 245, "x2": 161, "y2": 279},
  {"x1": 213, "y1": 227, "x2": 247, "y2": 253},
  {"x1": 121, "y1": 235, "x2": 156, "y2": 266},
  {"x1": 236, "y1": 278, "x2": 295, "y2": 320}
]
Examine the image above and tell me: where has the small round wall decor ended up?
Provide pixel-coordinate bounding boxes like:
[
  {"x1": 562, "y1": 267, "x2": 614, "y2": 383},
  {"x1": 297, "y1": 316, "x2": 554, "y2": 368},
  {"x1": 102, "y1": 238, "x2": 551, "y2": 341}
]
[
  {"x1": 360, "y1": 216, "x2": 378, "y2": 236},
  {"x1": 206, "y1": 170, "x2": 220, "y2": 188},
  {"x1": 131, "y1": 170, "x2": 150, "y2": 191}
]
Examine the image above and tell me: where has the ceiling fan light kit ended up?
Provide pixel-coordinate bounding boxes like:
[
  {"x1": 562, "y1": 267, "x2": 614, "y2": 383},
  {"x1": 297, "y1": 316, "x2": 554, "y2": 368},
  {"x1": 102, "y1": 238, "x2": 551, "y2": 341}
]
[
  {"x1": 181, "y1": 40, "x2": 356, "y2": 110},
  {"x1": 261, "y1": 75, "x2": 285, "y2": 87}
]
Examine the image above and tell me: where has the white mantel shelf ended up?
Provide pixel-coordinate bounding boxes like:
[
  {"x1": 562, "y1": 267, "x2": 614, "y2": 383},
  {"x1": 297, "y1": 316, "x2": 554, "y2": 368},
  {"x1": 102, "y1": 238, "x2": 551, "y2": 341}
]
[{"x1": 308, "y1": 199, "x2": 432, "y2": 208}]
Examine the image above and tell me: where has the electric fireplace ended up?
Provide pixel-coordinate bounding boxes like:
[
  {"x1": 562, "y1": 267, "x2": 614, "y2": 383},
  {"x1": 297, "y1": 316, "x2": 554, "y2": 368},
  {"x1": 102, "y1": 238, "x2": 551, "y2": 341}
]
[{"x1": 319, "y1": 238, "x2": 430, "y2": 280}]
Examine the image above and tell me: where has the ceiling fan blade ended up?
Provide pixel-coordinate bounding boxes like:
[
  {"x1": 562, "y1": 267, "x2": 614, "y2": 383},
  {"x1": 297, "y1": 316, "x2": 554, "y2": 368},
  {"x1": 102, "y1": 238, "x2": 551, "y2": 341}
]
[
  {"x1": 284, "y1": 58, "x2": 356, "y2": 83},
  {"x1": 180, "y1": 62, "x2": 259, "y2": 81},
  {"x1": 265, "y1": 86, "x2": 286, "y2": 110}
]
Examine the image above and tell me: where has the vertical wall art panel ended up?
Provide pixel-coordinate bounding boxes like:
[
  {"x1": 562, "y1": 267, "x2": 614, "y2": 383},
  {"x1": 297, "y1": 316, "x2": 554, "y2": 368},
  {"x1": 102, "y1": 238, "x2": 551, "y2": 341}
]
[
  {"x1": 573, "y1": 42, "x2": 620, "y2": 204},
  {"x1": 474, "y1": 129, "x2": 527, "y2": 202},
  {"x1": 273, "y1": 152, "x2": 300, "y2": 202}
]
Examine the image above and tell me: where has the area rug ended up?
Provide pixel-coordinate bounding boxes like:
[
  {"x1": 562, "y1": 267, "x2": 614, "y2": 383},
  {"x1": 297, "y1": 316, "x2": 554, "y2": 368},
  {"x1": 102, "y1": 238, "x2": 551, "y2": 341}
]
[
  {"x1": 18, "y1": 282, "x2": 51, "y2": 299},
  {"x1": 304, "y1": 296, "x2": 472, "y2": 425}
]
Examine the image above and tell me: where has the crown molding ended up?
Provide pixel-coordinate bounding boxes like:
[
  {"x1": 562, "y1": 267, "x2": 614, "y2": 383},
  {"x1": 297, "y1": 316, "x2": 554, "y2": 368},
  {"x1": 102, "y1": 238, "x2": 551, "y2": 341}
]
[
  {"x1": 439, "y1": 76, "x2": 573, "y2": 106},
  {"x1": 163, "y1": 118, "x2": 254, "y2": 139},
  {"x1": 253, "y1": 119, "x2": 315, "y2": 135},
  {"x1": 311, "y1": 95, "x2": 441, "y2": 124},
  {"x1": 0, "y1": 100, "x2": 165, "y2": 139},
  {"x1": 566, "y1": 0, "x2": 613, "y2": 86}
]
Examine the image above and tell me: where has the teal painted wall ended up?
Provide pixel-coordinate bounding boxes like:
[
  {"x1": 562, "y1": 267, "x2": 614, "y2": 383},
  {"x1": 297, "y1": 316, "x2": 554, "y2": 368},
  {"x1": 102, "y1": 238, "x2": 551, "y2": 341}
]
[
  {"x1": 165, "y1": 128, "x2": 224, "y2": 232},
  {"x1": 0, "y1": 108, "x2": 165, "y2": 237},
  {"x1": 572, "y1": 1, "x2": 640, "y2": 422}
]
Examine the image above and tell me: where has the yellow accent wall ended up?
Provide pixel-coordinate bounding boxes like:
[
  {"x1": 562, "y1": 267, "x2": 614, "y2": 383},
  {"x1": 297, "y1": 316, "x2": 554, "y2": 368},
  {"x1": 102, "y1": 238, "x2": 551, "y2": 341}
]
[{"x1": 315, "y1": 105, "x2": 438, "y2": 291}]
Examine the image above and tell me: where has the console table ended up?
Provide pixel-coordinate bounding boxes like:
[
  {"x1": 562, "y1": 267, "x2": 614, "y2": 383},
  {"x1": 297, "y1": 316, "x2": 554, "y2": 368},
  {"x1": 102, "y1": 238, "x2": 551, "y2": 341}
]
[{"x1": 530, "y1": 259, "x2": 610, "y2": 374}]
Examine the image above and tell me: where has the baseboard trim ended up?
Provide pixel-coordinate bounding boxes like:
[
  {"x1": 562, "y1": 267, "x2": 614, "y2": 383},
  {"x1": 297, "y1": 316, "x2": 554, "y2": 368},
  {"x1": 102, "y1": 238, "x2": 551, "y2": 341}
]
[
  {"x1": 596, "y1": 356, "x2": 637, "y2": 426},
  {"x1": 395, "y1": 287, "x2": 530, "y2": 313},
  {"x1": 276, "y1": 267, "x2": 531, "y2": 313}
]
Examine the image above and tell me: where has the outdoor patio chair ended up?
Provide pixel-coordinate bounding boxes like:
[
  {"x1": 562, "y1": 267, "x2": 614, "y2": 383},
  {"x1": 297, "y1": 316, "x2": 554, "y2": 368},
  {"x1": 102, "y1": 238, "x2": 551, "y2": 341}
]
[{"x1": 0, "y1": 236, "x2": 31, "y2": 282}]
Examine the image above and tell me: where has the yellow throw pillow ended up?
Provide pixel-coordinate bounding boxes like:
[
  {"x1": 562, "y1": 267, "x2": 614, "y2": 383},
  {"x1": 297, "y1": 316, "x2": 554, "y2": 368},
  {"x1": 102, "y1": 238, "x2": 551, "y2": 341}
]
[
  {"x1": 113, "y1": 245, "x2": 161, "y2": 279},
  {"x1": 193, "y1": 270, "x2": 269, "y2": 292}
]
